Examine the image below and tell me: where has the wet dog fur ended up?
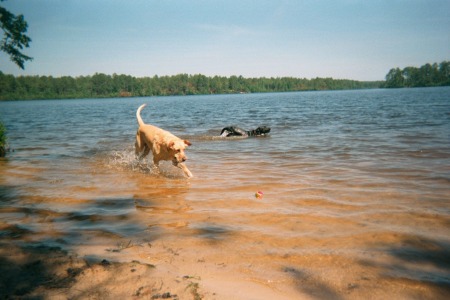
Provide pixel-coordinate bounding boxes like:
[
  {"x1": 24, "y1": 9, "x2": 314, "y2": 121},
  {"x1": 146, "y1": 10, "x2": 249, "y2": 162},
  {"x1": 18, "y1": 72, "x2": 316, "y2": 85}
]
[{"x1": 135, "y1": 104, "x2": 193, "y2": 178}]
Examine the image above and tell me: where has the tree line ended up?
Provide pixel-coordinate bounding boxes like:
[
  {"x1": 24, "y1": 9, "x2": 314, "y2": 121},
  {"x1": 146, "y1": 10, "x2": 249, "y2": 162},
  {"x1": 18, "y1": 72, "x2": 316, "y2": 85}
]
[
  {"x1": 1, "y1": 61, "x2": 448, "y2": 100},
  {"x1": 0, "y1": 72, "x2": 382, "y2": 100},
  {"x1": 384, "y1": 61, "x2": 450, "y2": 88}
]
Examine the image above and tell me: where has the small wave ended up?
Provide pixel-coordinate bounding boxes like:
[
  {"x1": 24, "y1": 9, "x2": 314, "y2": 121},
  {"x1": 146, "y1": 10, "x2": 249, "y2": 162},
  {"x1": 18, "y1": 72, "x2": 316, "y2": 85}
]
[
  {"x1": 193, "y1": 135, "x2": 247, "y2": 141},
  {"x1": 189, "y1": 133, "x2": 272, "y2": 142}
]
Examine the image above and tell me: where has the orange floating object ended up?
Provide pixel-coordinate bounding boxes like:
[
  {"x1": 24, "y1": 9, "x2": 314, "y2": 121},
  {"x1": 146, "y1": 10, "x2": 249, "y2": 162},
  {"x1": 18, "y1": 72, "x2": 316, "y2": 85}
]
[{"x1": 255, "y1": 191, "x2": 264, "y2": 199}]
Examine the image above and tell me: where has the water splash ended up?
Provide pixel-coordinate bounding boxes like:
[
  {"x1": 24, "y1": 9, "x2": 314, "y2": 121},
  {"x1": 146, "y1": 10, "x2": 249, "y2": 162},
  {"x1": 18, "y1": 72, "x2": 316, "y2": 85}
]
[
  {"x1": 106, "y1": 148, "x2": 155, "y2": 174},
  {"x1": 104, "y1": 148, "x2": 189, "y2": 179}
]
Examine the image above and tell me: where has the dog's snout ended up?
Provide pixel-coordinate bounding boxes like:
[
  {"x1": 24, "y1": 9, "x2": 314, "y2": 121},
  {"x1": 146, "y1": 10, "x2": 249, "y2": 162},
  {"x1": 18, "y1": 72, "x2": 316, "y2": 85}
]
[{"x1": 182, "y1": 157, "x2": 187, "y2": 162}]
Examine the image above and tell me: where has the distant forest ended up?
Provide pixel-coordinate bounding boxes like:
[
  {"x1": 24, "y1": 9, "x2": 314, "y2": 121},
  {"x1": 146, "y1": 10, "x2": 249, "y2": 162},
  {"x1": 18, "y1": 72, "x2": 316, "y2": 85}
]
[
  {"x1": 0, "y1": 61, "x2": 448, "y2": 100},
  {"x1": 384, "y1": 61, "x2": 450, "y2": 88},
  {"x1": 0, "y1": 72, "x2": 381, "y2": 100}
]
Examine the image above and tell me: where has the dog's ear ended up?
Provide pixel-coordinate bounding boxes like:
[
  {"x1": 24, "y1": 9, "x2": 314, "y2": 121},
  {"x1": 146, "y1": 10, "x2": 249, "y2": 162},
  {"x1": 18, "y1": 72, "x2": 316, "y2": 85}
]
[
  {"x1": 184, "y1": 140, "x2": 192, "y2": 146},
  {"x1": 168, "y1": 141, "x2": 175, "y2": 150}
]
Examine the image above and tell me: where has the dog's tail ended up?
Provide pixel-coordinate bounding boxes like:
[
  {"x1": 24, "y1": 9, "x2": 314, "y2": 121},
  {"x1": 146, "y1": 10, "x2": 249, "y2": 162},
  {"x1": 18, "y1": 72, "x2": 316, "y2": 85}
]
[{"x1": 136, "y1": 104, "x2": 147, "y2": 126}]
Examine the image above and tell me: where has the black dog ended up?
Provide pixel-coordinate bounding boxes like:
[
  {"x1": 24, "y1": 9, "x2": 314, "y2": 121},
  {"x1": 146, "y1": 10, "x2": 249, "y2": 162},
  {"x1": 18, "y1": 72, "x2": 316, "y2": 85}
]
[{"x1": 220, "y1": 126, "x2": 271, "y2": 137}]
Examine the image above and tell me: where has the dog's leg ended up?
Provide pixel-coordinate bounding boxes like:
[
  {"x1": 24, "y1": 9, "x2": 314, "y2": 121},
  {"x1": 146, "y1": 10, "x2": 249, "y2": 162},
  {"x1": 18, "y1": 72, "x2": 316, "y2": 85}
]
[
  {"x1": 176, "y1": 163, "x2": 193, "y2": 178},
  {"x1": 135, "y1": 131, "x2": 145, "y2": 157},
  {"x1": 152, "y1": 155, "x2": 161, "y2": 167},
  {"x1": 150, "y1": 156, "x2": 164, "y2": 175},
  {"x1": 139, "y1": 146, "x2": 151, "y2": 160}
]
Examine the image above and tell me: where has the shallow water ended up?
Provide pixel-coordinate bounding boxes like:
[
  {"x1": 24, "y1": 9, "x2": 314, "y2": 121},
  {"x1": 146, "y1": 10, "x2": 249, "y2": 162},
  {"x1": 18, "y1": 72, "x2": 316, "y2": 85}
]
[{"x1": 1, "y1": 87, "x2": 450, "y2": 298}]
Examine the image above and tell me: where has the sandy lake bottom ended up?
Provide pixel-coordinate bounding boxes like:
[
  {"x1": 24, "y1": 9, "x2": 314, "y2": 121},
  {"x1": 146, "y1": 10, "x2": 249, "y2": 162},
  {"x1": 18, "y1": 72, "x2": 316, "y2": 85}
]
[{"x1": 1, "y1": 89, "x2": 449, "y2": 299}]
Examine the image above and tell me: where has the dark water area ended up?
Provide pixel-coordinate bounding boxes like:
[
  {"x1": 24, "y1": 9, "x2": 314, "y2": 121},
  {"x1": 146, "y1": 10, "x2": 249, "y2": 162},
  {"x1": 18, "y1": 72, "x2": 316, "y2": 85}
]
[{"x1": 1, "y1": 87, "x2": 449, "y2": 298}]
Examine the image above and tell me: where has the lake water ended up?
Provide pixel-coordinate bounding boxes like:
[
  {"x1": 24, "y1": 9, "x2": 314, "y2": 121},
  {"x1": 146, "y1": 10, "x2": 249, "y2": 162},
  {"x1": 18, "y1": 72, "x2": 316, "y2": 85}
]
[{"x1": 1, "y1": 87, "x2": 449, "y2": 299}]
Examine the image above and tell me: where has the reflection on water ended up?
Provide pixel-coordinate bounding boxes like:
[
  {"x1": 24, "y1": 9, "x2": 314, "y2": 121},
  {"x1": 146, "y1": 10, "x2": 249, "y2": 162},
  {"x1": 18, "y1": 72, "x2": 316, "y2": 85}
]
[{"x1": 1, "y1": 87, "x2": 450, "y2": 298}]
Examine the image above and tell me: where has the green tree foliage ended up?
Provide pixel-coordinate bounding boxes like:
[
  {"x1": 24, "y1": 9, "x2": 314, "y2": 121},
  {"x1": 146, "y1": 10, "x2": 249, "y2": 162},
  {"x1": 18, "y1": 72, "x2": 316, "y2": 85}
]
[
  {"x1": 0, "y1": 72, "x2": 382, "y2": 100},
  {"x1": 0, "y1": 120, "x2": 6, "y2": 157},
  {"x1": 0, "y1": 0, "x2": 32, "y2": 69},
  {"x1": 384, "y1": 61, "x2": 450, "y2": 88}
]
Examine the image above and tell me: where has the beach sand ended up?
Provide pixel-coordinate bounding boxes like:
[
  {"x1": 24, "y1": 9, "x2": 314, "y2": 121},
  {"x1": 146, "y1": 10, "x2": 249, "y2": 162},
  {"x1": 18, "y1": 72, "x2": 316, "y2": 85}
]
[
  {"x1": 0, "y1": 237, "x2": 300, "y2": 299},
  {"x1": 1, "y1": 218, "x2": 449, "y2": 299}
]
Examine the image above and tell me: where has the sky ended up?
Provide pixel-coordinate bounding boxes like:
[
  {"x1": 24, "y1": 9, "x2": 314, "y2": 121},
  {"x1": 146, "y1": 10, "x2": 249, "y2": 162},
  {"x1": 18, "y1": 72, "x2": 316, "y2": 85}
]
[{"x1": 0, "y1": 0, "x2": 449, "y2": 81}]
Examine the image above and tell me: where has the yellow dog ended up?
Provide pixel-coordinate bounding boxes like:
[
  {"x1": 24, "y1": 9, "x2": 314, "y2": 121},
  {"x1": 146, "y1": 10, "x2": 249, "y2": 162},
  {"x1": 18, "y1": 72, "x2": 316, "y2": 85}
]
[{"x1": 135, "y1": 104, "x2": 193, "y2": 178}]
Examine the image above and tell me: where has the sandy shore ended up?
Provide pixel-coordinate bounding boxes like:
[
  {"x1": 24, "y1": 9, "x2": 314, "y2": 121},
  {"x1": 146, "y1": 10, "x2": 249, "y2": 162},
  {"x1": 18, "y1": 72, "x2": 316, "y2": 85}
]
[
  {"x1": 0, "y1": 238, "x2": 300, "y2": 300},
  {"x1": 0, "y1": 239, "x2": 210, "y2": 299},
  {"x1": 2, "y1": 228, "x2": 449, "y2": 300}
]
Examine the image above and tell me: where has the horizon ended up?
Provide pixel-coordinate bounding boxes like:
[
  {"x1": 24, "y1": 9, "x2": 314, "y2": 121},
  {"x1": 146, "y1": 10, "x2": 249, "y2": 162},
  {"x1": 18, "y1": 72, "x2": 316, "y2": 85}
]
[{"x1": 1, "y1": 0, "x2": 449, "y2": 81}]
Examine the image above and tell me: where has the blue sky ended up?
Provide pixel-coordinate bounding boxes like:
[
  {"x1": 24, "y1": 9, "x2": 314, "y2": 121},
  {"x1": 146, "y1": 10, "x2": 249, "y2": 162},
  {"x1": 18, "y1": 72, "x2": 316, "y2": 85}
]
[{"x1": 1, "y1": 0, "x2": 449, "y2": 81}]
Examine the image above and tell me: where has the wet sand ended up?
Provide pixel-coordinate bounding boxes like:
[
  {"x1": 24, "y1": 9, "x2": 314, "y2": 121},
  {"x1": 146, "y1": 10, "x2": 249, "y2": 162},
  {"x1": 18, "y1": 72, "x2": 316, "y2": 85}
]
[{"x1": 1, "y1": 156, "x2": 449, "y2": 299}]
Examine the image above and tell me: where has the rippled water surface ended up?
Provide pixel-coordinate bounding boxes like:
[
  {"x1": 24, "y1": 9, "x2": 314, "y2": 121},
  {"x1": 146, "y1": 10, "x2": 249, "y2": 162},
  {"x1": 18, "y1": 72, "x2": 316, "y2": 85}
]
[{"x1": 1, "y1": 87, "x2": 449, "y2": 298}]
